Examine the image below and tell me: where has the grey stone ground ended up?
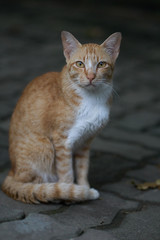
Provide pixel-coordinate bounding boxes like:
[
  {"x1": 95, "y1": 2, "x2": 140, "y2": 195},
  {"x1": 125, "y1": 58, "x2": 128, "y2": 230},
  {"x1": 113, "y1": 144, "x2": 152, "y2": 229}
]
[{"x1": 0, "y1": 1, "x2": 160, "y2": 239}]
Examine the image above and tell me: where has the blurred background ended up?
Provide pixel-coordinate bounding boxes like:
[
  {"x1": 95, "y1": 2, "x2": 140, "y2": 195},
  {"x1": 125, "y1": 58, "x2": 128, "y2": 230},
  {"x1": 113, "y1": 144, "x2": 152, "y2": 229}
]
[
  {"x1": 0, "y1": 0, "x2": 160, "y2": 186},
  {"x1": 0, "y1": 0, "x2": 160, "y2": 108}
]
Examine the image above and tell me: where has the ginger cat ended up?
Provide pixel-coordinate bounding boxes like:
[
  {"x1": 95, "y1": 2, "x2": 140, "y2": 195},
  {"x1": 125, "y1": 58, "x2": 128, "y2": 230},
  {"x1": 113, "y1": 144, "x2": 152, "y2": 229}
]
[{"x1": 2, "y1": 31, "x2": 121, "y2": 203}]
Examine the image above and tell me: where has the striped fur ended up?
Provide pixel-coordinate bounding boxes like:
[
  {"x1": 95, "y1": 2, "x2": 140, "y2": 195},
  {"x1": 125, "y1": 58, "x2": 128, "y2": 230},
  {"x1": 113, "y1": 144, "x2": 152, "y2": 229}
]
[{"x1": 2, "y1": 31, "x2": 121, "y2": 203}]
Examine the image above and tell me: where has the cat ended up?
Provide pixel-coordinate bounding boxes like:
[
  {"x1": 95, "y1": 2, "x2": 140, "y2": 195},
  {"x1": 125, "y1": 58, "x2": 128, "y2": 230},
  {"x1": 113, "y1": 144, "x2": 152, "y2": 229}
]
[{"x1": 2, "y1": 31, "x2": 121, "y2": 203}]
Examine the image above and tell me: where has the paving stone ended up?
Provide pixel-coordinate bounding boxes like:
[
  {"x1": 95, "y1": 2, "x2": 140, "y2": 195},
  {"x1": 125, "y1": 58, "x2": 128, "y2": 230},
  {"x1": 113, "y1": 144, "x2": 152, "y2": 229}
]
[
  {"x1": 91, "y1": 137, "x2": 156, "y2": 161},
  {"x1": 0, "y1": 205, "x2": 24, "y2": 223},
  {"x1": 0, "y1": 193, "x2": 138, "y2": 240},
  {"x1": 0, "y1": 132, "x2": 9, "y2": 147},
  {"x1": 0, "y1": 69, "x2": 27, "y2": 83},
  {"x1": 151, "y1": 101, "x2": 160, "y2": 112},
  {"x1": 120, "y1": 88, "x2": 157, "y2": 108},
  {"x1": 0, "y1": 81, "x2": 24, "y2": 99},
  {"x1": 0, "y1": 170, "x2": 9, "y2": 185},
  {"x1": 100, "y1": 127, "x2": 160, "y2": 151},
  {"x1": 89, "y1": 152, "x2": 136, "y2": 187},
  {"x1": 149, "y1": 126, "x2": 160, "y2": 137},
  {"x1": 110, "y1": 102, "x2": 126, "y2": 118},
  {"x1": 116, "y1": 111, "x2": 160, "y2": 131},
  {"x1": 102, "y1": 177, "x2": 160, "y2": 203},
  {"x1": 0, "y1": 101, "x2": 12, "y2": 119},
  {"x1": 0, "y1": 213, "x2": 80, "y2": 240},
  {"x1": 147, "y1": 156, "x2": 160, "y2": 165},
  {"x1": 0, "y1": 148, "x2": 9, "y2": 168},
  {"x1": 52, "y1": 192, "x2": 138, "y2": 230},
  {"x1": 0, "y1": 119, "x2": 10, "y2": 132},
  {"x1": 126, "y1": 165, "x2": 160, "y2": 182},
  {"x1": 107, "y1": 206, "x2": 160, "y2": 240},
  {"x1": 72, "y1": 229, "x2": 117, "y2": 240},
  {"x1": 0, "y1": 190, "x2": 61, "y2": 215}
]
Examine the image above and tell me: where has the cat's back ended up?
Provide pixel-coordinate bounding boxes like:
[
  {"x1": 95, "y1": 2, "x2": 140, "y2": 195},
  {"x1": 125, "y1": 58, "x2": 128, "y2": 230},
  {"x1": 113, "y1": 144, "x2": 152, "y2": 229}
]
[
  {"x1": 10, "y1": 71, "x2": 62, "y2": 132},
  {"x1": 14, "y1": 71, "x2": 62, "y2": 110},
  {"x1": 21, "y1": 71, "x2": 61, "y2": 100}
]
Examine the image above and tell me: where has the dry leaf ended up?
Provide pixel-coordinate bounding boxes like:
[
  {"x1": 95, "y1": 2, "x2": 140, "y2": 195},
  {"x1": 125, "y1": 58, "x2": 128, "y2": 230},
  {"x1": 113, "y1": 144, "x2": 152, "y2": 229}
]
[
  {"x1": 132, "y1": 179, "x2": 160, "y2": 191},
  {"x1": 155, "y1": 179, "x2": 160, "y2": 186}
]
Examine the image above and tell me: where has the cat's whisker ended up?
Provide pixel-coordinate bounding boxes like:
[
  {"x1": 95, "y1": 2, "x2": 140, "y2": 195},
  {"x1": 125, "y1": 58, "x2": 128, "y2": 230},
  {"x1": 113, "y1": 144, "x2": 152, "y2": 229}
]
[
  {"x1": 104, "y1": 83, "x2": 119, "y2": 98},
  {"x1": 97, "y1": 80, "x2": 119, "y2": 98},
  {"x1": 111, "y1": 87, "x2": 119, "y2": 98}
]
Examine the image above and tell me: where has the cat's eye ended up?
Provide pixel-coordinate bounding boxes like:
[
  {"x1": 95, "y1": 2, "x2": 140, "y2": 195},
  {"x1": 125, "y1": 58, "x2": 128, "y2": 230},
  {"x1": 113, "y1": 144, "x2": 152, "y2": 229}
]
[
  {"x1": 75, "y1": 61, "x2": 85, "y2": 68},
  {"x1": 97, "y1": 61, "x2": 107, "y2": 68}
]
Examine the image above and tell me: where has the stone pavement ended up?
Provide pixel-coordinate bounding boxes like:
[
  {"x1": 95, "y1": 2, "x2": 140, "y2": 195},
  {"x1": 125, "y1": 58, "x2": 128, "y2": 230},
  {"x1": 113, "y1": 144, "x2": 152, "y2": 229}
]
[{"x1": 0, "y1": 1, "x2": 160, "y2": 239}]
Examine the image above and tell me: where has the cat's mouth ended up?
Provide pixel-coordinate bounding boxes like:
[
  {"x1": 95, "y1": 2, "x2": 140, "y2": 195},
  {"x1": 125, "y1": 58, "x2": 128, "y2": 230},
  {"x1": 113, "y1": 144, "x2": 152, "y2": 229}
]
[
  {"x1": 83, "y1": 83, "x2": 96, "y2": 89},
  {"x1": 78, "y1": 81, "x2": 99, "y2": 89},
  {"x1": 86, "y1": 83, "x2": 96, "y2": 87}
]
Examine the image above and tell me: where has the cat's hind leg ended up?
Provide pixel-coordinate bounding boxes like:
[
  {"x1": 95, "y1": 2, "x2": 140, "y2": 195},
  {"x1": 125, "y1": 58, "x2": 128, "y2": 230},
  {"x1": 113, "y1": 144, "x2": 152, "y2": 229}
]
[
  {"x1": 2, "y1": 134, "x2": 99, "y2": 203},
  {"x1": 10, "y1": 134, "x2": 56, "y2": 183}
]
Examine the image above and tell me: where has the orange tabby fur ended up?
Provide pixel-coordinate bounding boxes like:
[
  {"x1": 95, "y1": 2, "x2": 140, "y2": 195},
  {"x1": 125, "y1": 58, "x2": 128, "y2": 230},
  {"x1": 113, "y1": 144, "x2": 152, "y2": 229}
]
[{"x1": 2, "y1": 31, "x2": 121, "y2": 203}]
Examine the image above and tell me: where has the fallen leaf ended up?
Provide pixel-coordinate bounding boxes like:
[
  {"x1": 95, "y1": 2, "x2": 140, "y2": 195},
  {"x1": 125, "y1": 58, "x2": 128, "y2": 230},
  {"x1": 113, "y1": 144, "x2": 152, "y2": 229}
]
[
  {"x1": 132, "y1": 179, "x2": 160, "y2": 191},
  {"x1": 155, "y1": 179, "x2": 160, "y2": 186}
]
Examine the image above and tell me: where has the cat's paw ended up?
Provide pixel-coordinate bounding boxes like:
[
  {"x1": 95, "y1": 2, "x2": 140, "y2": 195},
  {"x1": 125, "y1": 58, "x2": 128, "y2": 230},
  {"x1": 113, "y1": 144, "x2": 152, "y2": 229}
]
[{"x1": 89, "y1": 188, "x2": 100, "y2": 200}]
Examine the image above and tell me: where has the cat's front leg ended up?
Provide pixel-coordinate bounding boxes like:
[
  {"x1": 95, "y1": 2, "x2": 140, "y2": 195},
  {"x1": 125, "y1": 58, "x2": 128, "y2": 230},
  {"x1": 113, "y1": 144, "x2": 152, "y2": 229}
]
[
  {"x1": 74, "y1": 143, "x2": 100, "y2": 200},
  {"x1": 55, "y1": 142, "x2": 74, "y2": 184},
  {"x1": 74, "y1": 144, "x2": 90, "y2": 187}
]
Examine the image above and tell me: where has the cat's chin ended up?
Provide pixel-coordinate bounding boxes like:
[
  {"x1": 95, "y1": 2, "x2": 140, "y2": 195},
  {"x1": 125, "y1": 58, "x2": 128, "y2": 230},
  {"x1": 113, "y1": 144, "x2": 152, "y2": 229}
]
[
  {"x1": 80, "y1": 83, "x2": 97, "y2": 90},
  {"x1": 85, "y1": 84, "x2": 96, "y2": 90}
]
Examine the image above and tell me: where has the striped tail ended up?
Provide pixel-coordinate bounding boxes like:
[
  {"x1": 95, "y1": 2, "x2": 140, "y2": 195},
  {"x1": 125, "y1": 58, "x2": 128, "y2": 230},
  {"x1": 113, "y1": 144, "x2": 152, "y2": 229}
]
[{"x1": 1, "y1": 176, "x2": 99, "y2": 204}]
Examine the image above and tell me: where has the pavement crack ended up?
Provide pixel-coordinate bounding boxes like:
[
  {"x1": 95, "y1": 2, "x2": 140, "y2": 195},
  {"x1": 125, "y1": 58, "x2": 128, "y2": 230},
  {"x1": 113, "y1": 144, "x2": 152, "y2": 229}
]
[
  {"x1": 102, "y1": 188, "x2": 160, "y2": 206},
  {"x1": 101, "y1": 189, "x2": 141, "y2": 202},
  {"x1": 0, "y1": 212, "x2": 26, "y2": 224},
  {"x1": 39, "y1": 205, "x2": 69, "y2": 216},
  {"x1": 91, "y1": 203, "x2": 143, "y2": 231}
]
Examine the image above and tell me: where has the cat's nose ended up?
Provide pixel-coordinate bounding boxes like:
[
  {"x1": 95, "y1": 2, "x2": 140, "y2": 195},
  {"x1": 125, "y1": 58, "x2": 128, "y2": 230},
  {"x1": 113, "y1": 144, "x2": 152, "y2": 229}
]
[{"x1": 87, "y1": 73, "x2": 96, "y2": 82}]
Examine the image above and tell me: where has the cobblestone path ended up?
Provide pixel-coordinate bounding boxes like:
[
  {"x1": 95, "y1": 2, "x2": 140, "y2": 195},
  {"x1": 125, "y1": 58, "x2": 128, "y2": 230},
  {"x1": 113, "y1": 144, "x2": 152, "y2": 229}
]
[{"x1": 0, "y1": 1, "x2": 160, "y2": 239}]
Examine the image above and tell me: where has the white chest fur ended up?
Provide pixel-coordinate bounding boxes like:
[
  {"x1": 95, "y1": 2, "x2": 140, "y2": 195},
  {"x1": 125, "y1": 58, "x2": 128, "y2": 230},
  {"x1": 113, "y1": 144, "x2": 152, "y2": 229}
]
[{"x1": 67, "y1": 86, "x2": 112, "y2": 149}]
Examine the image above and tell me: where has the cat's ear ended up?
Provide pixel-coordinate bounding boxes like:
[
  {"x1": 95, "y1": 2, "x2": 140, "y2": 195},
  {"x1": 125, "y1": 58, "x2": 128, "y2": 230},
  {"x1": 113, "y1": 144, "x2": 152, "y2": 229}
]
[
  {"x1": 101, "y1": 32, "x2": 122, "y2": 63},
  {"x1": 61, "y1": 31, "x2": 81, "y2": 61}
]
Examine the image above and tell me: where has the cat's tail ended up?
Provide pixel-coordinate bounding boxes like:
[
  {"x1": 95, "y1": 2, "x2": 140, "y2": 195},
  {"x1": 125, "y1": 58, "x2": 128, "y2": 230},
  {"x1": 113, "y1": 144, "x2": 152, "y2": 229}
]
[{"x1": 2, "y1": 175, "x2": 99, "y2": 204}]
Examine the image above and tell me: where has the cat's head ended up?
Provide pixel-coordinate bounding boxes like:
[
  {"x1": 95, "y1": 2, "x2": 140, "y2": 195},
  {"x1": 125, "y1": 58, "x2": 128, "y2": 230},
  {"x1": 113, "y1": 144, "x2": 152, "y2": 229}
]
[{"x1": 61, "y1": 31, "x2": 121, "y2": 90}]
